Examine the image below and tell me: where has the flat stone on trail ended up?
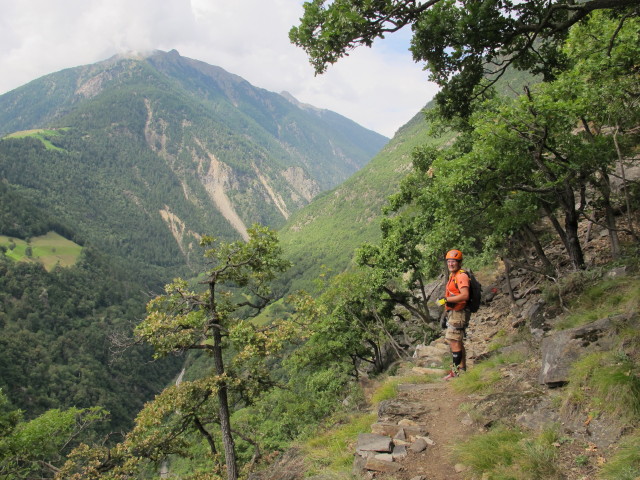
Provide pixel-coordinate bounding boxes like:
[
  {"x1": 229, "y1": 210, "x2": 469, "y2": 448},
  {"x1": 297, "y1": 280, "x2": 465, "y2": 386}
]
[
  {"x1": 375, "y1": 453, "x2": 394, "y2": 462},
  {"x1": 371, "y1": 423, "x2": 428, "y2": 440},
  {"x1": 392, "y1": 445, "x2": 408, "y2": 460},
  {"x1": 409, "y1": 437, "x2": 428, "y2": 453},
  {"x1": 356, "y1": 433, "x2": 392, "y2": 454},
  {"x1": 378, "y1": 398, "x2": 439, "y2": 422},
  {"x1": 364, "y1": 457, "x2": 402, "y2": 473}
]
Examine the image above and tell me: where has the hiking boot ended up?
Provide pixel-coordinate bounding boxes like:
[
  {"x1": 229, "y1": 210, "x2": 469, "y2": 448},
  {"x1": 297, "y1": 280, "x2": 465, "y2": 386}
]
[{"x1": 442, "y1": 370, "x2": 457, "y2": 380}]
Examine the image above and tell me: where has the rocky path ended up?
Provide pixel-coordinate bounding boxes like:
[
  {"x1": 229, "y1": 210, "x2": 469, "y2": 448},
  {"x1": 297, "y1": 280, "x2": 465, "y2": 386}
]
[
  {"x1": 388, "y1": 381, "x2": 476, "y2": 480},
  {"x1": 354, "y1": 347, "x2": 479, "y2": 480}
]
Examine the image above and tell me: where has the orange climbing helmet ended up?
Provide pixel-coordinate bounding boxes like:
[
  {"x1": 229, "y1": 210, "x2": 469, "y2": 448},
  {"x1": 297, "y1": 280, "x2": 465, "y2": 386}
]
[{"x1": 445, "y1": 249, "x2": 463, "y2": 261}]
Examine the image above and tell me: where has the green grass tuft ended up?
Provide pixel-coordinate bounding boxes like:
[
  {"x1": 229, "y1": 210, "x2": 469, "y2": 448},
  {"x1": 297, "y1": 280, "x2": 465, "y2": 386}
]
[
  {"x1": 302, "y1": 412, "x2": 376, "y2": 477},
  {"x1": 370, "y1": 373, "x2": 435, "y2": 404},
  {"x1": 598, "y1": 430, "x2": 640, "y2": 479},
  {"x1": 563, "y1": 350, "x2": 640, "y2": 425},
  {"x1": 452, "y1": 352, "x2": 524, "y2": 395},
  {"x1": 453, "y1": 424, "x2": 562, "y2": 479},
  {"x1": 553, "y1": 274, "x2": 640, "y2": 330}
]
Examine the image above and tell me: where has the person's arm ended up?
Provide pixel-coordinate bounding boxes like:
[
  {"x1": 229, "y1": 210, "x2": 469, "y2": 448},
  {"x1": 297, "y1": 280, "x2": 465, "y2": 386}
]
[{"x1": 446, "y1": 286, "x2": 469, "y2": 304}]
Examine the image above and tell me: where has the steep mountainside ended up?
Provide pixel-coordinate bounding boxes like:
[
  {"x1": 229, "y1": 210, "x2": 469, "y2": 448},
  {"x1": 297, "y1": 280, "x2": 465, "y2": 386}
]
[
  {"x1": 275, "y1": 104, "x2": 451, "y2": 295},
  {"x1": 0, "y1": 50, "x2": 387, "y2": 270},
  {"x1": 0, "y1": 183, "x2": 181, "y2": 432},
  {"x1": 273, "y1": 64, "x2": 542, "y2": 296}
]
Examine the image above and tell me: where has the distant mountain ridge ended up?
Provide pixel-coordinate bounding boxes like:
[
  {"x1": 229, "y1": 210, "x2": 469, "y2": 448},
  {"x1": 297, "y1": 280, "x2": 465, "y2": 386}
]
[{"x1": 0, "y1": 50, "x2": 387, "y2": 270}]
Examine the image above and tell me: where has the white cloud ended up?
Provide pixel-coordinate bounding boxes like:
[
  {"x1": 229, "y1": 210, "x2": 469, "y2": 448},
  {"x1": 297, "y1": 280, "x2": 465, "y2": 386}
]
[{"x1": 0, "y1": 0, "x2": 437, "y2": 137}]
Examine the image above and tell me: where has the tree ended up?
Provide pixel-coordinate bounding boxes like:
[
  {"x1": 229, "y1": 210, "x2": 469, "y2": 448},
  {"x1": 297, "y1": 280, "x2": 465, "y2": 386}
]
[
  {"x1": 290, "y1": 0, "x2": 639, "y2": 119},
  {"x1": 58, "y1": 226, "x2": 293, "y2": 480},
  {"x1": 348, "y1": 10, "x2": 639, "y2": 280},
  {"x1": 137, "y1": 225, "x2": 291, "y2": 480},
  {"x1": 0, "y1": 389, "x2": 107, "y2": 480},
  {"x1": 561, "y1": 10, "x2": 640, "y2": 248},
  {"x1": 290, "y1": 269, "x2": 400, "y2": 379},
  {"x1": 356, "y1": 209, "x2": 442, "y2": 325}
]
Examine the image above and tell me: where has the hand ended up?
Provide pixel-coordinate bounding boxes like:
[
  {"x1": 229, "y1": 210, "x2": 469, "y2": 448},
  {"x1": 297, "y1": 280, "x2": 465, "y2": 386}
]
[{"x1": 436, "y1": 297, "x2": 447, "y2": 306}]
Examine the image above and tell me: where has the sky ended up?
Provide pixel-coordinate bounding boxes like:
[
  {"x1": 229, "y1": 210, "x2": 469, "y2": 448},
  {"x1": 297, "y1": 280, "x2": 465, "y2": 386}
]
[{"x1": 0, "y1": 0, "x2": 439, "y2": 138}]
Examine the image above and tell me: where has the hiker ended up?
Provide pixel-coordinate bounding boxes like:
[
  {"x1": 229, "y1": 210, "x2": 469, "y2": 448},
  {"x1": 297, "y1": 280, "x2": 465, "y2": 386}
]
[{"x1": 437, "y1": 249, "x2": 470, "y2": 380}]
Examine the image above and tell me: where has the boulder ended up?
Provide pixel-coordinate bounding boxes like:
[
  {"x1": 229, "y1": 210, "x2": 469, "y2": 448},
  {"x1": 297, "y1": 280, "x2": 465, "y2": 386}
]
[
  {"x1": 606, "y1": 266, "x2": 628, "y2": 279},
  {"x1": 416, "y1": 436, "x2": 436, "y2": 446},
  {"x1": 413, "y1": 343, "x2": 450, "y2": 367},
  {"x1": 393, "y1": 428, "x2": 406, "y2": 442},
  {"x1": 392, "y1": 445, "x2": 408, "y2": 460},
  {"x1": 409, "y1": 437, "x2": 428, "y2": 453},
  {"x1": 371, "y1": 423, "x2": 402, "y2": 437},
  {"x1": 414, "y1": 343, "x2": 449, "y2": 358},
  {"x1": 524, "y1": 300, "x2": 548, "y2": 332},
  {"x1": 539, "y1": 317, "x2": 617, "y2": 386}
]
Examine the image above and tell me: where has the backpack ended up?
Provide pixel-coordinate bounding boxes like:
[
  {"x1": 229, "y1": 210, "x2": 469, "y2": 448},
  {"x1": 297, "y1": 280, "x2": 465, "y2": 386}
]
[{"x1": 454, "y1": 269, "x2": 482, "y2": 313}]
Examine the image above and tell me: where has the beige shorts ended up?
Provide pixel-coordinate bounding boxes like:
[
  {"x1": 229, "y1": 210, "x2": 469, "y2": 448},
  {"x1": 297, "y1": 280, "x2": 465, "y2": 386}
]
[{"x1": 445, "y1": 310, "x2": 470, "y2": 342}]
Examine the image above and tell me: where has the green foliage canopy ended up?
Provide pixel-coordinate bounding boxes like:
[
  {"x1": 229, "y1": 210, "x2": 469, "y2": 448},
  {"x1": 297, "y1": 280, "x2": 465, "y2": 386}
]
[
  {"x1": 291, "y1": 0, "x2": 639, "y2": 119},
  {"x1": 358, "y1": 11, "x2": 639, "y2": 280},
  {"x1": 0, "y1": 389, "x2": 108, "y2": 480}
]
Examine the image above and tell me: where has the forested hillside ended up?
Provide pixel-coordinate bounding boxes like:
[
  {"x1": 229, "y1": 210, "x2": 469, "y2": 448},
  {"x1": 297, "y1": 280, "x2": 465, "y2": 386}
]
[
  {"x1": 0, "y1": 50, "x2": 387, "y2": 480},
  {"x1": 275, "y1": 106, "x2": 444, "y2": 294},
  {"x1": 0, "y1": 183, "x2": 181, "y2": 434},
  {"x1": 0, "y1": 50, "x2": 387, "y2": 274}
]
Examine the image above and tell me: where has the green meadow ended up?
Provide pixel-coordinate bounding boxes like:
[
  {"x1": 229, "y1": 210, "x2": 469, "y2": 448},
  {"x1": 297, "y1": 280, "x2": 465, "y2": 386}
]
[
  {"x1": 1, "y1": 232, "x2": 82, "y2": 270},
  {"x1": 4, "y1": 128, "x2": 67, "y2": 151}
]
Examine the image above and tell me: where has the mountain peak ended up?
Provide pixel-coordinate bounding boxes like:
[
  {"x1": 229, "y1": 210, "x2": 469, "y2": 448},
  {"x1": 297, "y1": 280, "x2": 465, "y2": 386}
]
[{"x1": 280, "y1": 91, "x2": 322, "y2": 113}]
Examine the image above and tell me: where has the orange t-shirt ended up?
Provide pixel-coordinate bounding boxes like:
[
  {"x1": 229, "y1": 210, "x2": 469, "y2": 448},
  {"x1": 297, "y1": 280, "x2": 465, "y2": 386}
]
[{"x1": 445, "y1": 270, "x2": 470, "y2": 311}]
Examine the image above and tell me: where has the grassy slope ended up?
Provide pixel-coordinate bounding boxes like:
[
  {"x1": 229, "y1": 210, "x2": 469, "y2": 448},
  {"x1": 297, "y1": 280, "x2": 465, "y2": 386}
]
[
  {"x1": 276, "y1": 103, "x2": 450, "y2": 295},
  {"x1": 4, "y1": 129, "x2": 67, "y2": 151},
  {"x1": 1, "y1": 232, "x2": 82, "y2": 270}
]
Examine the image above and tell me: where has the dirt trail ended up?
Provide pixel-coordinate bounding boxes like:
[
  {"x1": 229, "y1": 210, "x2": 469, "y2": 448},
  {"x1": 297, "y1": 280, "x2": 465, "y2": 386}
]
[
  {"x1": 388, "y1": 380, "x2": 477, "y2": 480},
  {"x1": 368, "y1": 296, "x2": 510, "y2": 479}
]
